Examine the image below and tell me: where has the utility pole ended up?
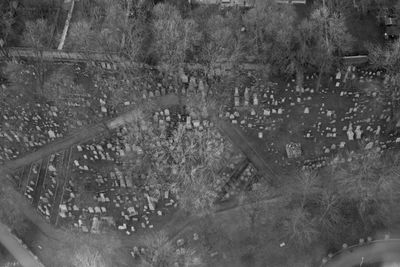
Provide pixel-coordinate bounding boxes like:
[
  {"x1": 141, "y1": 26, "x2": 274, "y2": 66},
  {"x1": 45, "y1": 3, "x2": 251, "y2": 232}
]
[{"x1": 57, "y1": 0, "x2": 75, "y2": 50}]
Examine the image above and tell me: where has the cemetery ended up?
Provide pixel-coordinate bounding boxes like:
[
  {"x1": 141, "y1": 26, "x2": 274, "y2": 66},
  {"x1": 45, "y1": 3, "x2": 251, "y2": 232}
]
[
  {"x1": 4, "y1": 58, "x2": 400, "y2": 266},
  {"x1": 5, "y1": 62, "x2": 400, "y2": 232},
  {"x1": 7, "y1": 91, "x2": 249, "y2": 240},
  {"x1": 224, "y1": 66, "x2": 400, "y2": 172},
  {"x1": 4, "y1": 0, "x2": 400, "y2": 266}
]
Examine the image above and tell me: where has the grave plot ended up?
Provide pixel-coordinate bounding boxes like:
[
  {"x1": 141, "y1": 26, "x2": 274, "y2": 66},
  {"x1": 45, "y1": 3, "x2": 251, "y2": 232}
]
[
  {"x1": 55, "y1": 127, "x2": 179, "y2": 235},
  {"x1": 219, "y1": 162, "x2": 258, "y2": 201},
  {"x1": 36, "y1": 152, "x2": 65, "y2": 221},
  {"x1": 224, "y1": 67, "x2": 400, "y2": 171},
  {"x1": 23, "y1": 160, "x2": 43, "y2": 203},
  {"x1": 54, "y1": 101, "x2": 246, "y2": 234},
  {"x1": 0, "y1": 86, "x2": 67, "y2": 163}
]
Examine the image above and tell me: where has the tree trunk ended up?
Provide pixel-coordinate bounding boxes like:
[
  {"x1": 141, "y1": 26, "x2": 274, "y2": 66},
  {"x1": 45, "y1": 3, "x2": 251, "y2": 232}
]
[
  {"x1": 315, "y1": 64, "x2": 324, "y2": 92},
  {"x1": 296, "y1": 66, "x2": 304, "y2": 89},
  {"x1": 57, "y1": 0, "x2": 75, "y2": 50},
  {"x1": 121, "y1": 0, "x2": 131, "y2": 49},
  {"x1": 175, "y1": 70, "x2": 183, "y2": 114},
  {"x1": 50, "y1": 7, "x2": 61, "y2": 47}
]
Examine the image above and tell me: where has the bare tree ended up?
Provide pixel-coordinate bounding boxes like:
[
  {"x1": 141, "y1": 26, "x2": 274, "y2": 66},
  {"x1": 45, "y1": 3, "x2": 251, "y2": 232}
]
[
  {"x1": 282, "y1": 207, "x2": 319, "y2": 249},
  {"x1": 309, "y1": 6, "x2": 354, "y2": 90},
  {"x1": 368, "y1": 39, "x2": 400, "y2": 123},
  {"x1": 200, "y1": 13, "x2": 244, "y2": 73},
  {"x1": 243, "y1": 0, "x2": 296, "y2": 64},
  {"x1": 140, "y1": 230, "x2": 176, "y2": 267},
  {"x1": 21, "y1": 19, "x2": 52, "y2": 94},
  {"x1": 151, "y1": 3, "x2": 201, "y2": 111},
  {"x1": 330, "y1": 150, "x2": 400, "y2": 231},
  {"x1": 71, "y1": 245, "x2": 107, "y2": 267},
  {"x1": 64, "y1": 20, "x2": 94, "y2": 50},
  {"x1": 122, "y1": 107, "x2": 232, "y2": 214}
]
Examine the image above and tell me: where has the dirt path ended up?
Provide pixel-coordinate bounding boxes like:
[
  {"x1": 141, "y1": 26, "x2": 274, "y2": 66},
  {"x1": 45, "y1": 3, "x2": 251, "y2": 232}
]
[
  {"x1": 0, "y1": 222, "x2": 44, "y2": 267},
  {"x1": 0, "y1": 95, "x2": 182, "y2": 175},
  {"x1": 214, "y1": 117, "x2": 284, "y2": 185},
  {"x1": 0, "y1": 93, "x2": 285, "y2": 265},
  {"x1": 323, "y1": 239, "x2": 400, "y2": 267}
]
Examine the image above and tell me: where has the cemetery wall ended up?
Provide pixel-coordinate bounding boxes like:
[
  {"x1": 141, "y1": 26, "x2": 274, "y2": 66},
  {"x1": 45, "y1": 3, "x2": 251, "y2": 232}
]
[{"x1": 0, "y1": 47, "x2": 370, "y2": 76}]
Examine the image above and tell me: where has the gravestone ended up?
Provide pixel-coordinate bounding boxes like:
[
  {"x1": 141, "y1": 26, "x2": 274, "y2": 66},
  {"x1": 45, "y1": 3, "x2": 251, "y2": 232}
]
[
  {"x1": 375, "y1": 125, "x2": 381, "y2": 135},
  {"x1": 244, "y1": 88, "x2": 249, "y2": 106},
  {"x1": 365, "y1": 142, "x2": 373, "y2": 150},
  {"x1": 336, "y1": 71, "x2": 341, "y2": 80},
  {"x1": 253, "y1": 93, "x2": 258, "y2": 106},
  {"x1": 347, "y1": 126, "x2": 354, "y2": 141},
  {"x1": 186, "y1": 116, "x2": 192, "y2": 129},
  {"x1": 234, "y1": 96, "x2": 240, "y2": 107},
  {"x1": 285, "y1": 142, "x2": 302, "y2": 159},
  {"x1": 355, "y1": 126, "x2": 362, "y2": 139},
  {"x1": 189, "y1": 77, "x2": 196, "y2": 93}
]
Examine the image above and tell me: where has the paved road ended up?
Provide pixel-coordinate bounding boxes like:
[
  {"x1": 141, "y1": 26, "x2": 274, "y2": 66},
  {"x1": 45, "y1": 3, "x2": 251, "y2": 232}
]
[
  {"x1": 323, "y1": 239, "x2": 400, "y2": 267},
  {"x1": 0, "y1": 222, "x2": 44, "y2": 267}
]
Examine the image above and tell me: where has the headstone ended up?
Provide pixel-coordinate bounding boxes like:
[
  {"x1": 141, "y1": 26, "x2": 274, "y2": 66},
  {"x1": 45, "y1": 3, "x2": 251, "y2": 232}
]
[
  {"x1": 336, "y1": 71, "x2": 341, "y2": 80},
  {"x1": 189, "y1": 77, "x2": 196, "y2": 92},
  {"x1": 244, "y1": 88, "x2": 249, "y2": 106},
  {"x1": 285, "y1": 142, "x2": 302, "y2": 159},
  {"x1": 234, "y1": 96, "x2": 240, "y2": 107},
  {"x1": 355, "y1": 126, "x2": 362, "y2": 140},
  {"x1": 234, "y1": 87, "x2": 239, "y2": 97},
  {"x1": 347, "y1": 128, "x2": 354, "y2": 141},
  {"x1": 186, "y1": 116, "x2": 192, "y2": 129},
  {"x1": 199, "y1": 79, "x2": 205, "y2": 95},
  {"x1": 375, "y1": 125, "x2": 381, "y2": 135},
  {"x1": 365, "y1": 142, "x2": 373, "y2": 150},
  {"x1": 253, "y1": 93, "x2": 258, "y2": 106},
  {"x1": 48, "y1": 130, "x2": 56, "y2": 139}
]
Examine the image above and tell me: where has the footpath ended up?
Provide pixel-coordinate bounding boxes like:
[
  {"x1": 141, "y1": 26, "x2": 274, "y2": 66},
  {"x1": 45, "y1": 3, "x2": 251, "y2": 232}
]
[
  {"x1": 0, "y1": 93, "x2": 283, "y2": 266},
  {"x1": 0, "y1": 222, "x2": 45, "y2": 267},
  {"x1": 323, "y1": 239, "x2": 400, "y2": 267}
]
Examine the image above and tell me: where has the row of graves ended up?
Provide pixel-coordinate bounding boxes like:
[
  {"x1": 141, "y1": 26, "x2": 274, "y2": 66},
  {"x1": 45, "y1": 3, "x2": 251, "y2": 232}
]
[
  {"x1": 131, "y1": 233, "x2": 202, "y2": 265},
  {"x1": 0, "y1": 85, "x2": 67, "y2": 164},
  {"x1": 224, "y1": 66, "x2": 400, "y2": 171},
  {"x1": 11, "y1": 148, "x2": 72, "y2": 223},
  {"x1": 56, "y1": 126, "x2": 179, "y2": 235},
  {"x1": 218, "y1": 161, "x2": 259, "y2": 202},
  {"x1": 140, "y1": 69, "x2": 212, "y2": 103}
]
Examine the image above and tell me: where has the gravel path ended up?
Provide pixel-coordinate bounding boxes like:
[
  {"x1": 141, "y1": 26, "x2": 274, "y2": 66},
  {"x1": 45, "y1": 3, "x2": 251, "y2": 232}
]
[{"x1": 0, "y1": 222, "x2": 44, "y2": 267}]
